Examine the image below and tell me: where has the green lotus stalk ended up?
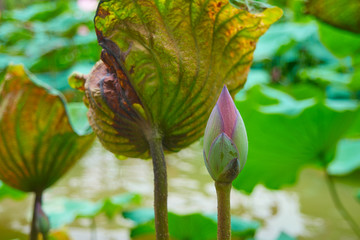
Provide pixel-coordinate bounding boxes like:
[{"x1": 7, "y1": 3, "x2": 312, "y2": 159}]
[
  {"x1": 203, "y1": 86, "x2": 248, "y2": 240},
  {"x1": 31, "y1": 191, "x2": 50, "y2": 240},
  {"x1": 73, "y1": 1, "x2": 281, "y2": 239},
  {"x1": 324, "y1": 170, "x2": 360, "y2": 238},
  {"x1": 0, "y1": 65, "x2": 94, "y2": 240},
  {"x1": 146, "y1": 129, "x2": 169, "y2": 239},
  {"x1": 30, "y1": 191, "x2": 42, "y2": 240}
]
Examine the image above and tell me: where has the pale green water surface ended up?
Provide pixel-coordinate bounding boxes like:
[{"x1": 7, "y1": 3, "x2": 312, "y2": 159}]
[{"x1": 0, "y1": 141, "x2": 359, "y2": 240}]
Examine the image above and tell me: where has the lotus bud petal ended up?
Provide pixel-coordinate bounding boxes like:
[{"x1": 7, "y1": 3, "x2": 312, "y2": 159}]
[{"x1": 203, "y1": 86, "x2": 248, "y2": 183}]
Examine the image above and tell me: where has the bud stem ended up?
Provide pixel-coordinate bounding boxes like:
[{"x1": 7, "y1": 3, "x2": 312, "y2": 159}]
[
  {"x1": 30, "y1": 190, "x2": 43, "y2": 240},
  {"x1": 43, "y1": 234, "x2": 48, "y2": 240},
  {"x1": 324, "y1": 170, "x2": 360, "y2": 238},
  {"x1": 147, "y1": 128, "x2": 169, "y2": 240},
  {"x1": 215, "y1": 182, "x2": 232, "y2": 240}
]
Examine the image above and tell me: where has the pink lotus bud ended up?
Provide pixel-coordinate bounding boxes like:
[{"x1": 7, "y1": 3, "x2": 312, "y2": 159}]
[{"x1": 203, "y1": 86, "x2": 248, "y2": 183}]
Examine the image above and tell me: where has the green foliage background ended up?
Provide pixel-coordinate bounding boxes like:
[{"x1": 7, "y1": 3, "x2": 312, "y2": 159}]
[
  {"x1": 230, "y1": 0, "x2": 360, "y2": 193},
  {"x1": 0, "y1": 0, "x2": 101, "y2": 94},
  {"x1": 0, "y1": 0, "x2": 360, "y2": 239}
]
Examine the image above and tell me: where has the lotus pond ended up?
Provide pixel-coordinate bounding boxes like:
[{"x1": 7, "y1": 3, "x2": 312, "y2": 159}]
[
  {"x1": 0, "y1": 0, "x2": 360, "y2": 240},
  {"x1": 1, "y1": 141, "x2": 359, "y2": 240}
]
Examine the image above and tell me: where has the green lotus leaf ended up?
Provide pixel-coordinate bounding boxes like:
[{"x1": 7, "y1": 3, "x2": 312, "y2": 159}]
[
  {"x1": 44, "y1": 193, "x2": 141, "y2": 228},
  {"x1": 3, "y1": 2, "x2": 68, "y2": 22},
  {"x1": 233, "y1": 85, "x2": 359, "y2": 193},
  {"x1": 327, "y1": 139, "x2": 360, "y2": 176},
  {"x1": 315, "y1": 22, "x2": 360, "y2": 91},
  {"x1": 123, "y1": 209, "x2": 260, "y2": 239},
  {"x1": 85, "y1": 0, "x2": 282, "y2": 158},
  {"x1": 306, "y1": 0, "x2": 360, "y2": 34},
  {"x1": 317, "y1": 22, "x2": 360, "y2": 59},
  {"x1": 0, "y1": 65, "x2": 94, "y2": 192},
  {"x1": 0, "y1": 180, "x2": 26, "y2": 200},
  {"x1": 276, "y1": 232, "x2": 297, "y2": 240}
]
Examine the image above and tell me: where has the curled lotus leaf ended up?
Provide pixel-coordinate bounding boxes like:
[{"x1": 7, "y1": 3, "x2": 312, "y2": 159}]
[
  {"x1": 306, "y1": 0, "x2": 360, "y2": 34},
  {"x1": 84, "y1": 0, "x2": 282, "y2": 158},
  {"x1": 0, "y1": 65, "x2": 94, "y2": 192}
]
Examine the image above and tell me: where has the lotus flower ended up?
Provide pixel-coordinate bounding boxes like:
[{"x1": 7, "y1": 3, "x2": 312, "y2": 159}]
[
  {"x1": 203, "y1": 86, "x2": 248, "y2": 183},
  {"x1": 76, "y1": 0, "x2": 282, "y2": 158}
]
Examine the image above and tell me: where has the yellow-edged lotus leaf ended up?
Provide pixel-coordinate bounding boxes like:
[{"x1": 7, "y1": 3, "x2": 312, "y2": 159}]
[
  {"x1": 0, "y1": 65, "x2": 94, "y2": 192},
  {"x1": 306, "y1": 0, "x2": 360, "y2": 34},
  {"x1": 87, "y1": 0, "x2": 282, "y2": 158}
]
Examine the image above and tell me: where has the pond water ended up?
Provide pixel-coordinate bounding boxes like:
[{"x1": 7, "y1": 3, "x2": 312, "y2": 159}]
[{"x1": 0, "y1": 141, "x2": 359, "y2": 240}]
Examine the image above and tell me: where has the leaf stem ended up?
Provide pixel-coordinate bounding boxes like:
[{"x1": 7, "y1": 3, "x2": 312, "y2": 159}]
[
  {"x1": 147, "y1": 128, "x2": 169, "y2": 240},
  {"x1": 324, "y1": 170, "x2": 360, "y2": 238},
  {"x1": 30, "y1": 190, "x2": 43, "y2": 240},
  {"x1": 215, "y1": 182, "x2": 232, "y2": 240}
]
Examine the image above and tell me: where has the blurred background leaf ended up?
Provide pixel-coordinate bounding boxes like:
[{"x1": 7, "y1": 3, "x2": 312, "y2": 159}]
[
  {"x1": 123, "y1": 209, "x2": 260, "y2": 240},
  {"x1": 44, "y1": 193, "x2": 141, "y2": 229},
  {"x1": 305, "y1": 0, "x2": 360, "y2": 34},
  {"x1": 0, "y1": 0, "x2": 101, "y2": 95},
  {"x1": 233, "y1": 85, "x2": 360, "y2": 192},
  {"x1": 327, "y1": 139, "x2": 360, "y2": 176},
  {"x1": 0, "y1": 181, "x2": 26, "y2": 201}
]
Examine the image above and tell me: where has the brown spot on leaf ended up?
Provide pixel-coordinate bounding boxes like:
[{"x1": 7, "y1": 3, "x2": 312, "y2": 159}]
[
  {"x1": 96, "y1": 7, "x2": 110, "y2": 18},
  {"x1": 88, "y1": 50, "x2": 145, "y2": 124},
  {"x1": 129, "y1": 65, "x2": 135, "y2": 74},
  {"x1": 208, "y1": 1, "x2": 224, "y2": 21}
]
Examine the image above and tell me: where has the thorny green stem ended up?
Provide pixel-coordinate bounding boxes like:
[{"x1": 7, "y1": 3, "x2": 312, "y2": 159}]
[
  {"x1": 324, "y1": 170, "x2": 360, "y2": 238},
  {"x1": 147, "y1": 128, "x2": 169, "y2": 240},
  {"x1": 215, "y1": 182, "x2": 232, "y2": 240},
  {"x1": 30, "y1": 191, "x2": 43, "y2": 240}
]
